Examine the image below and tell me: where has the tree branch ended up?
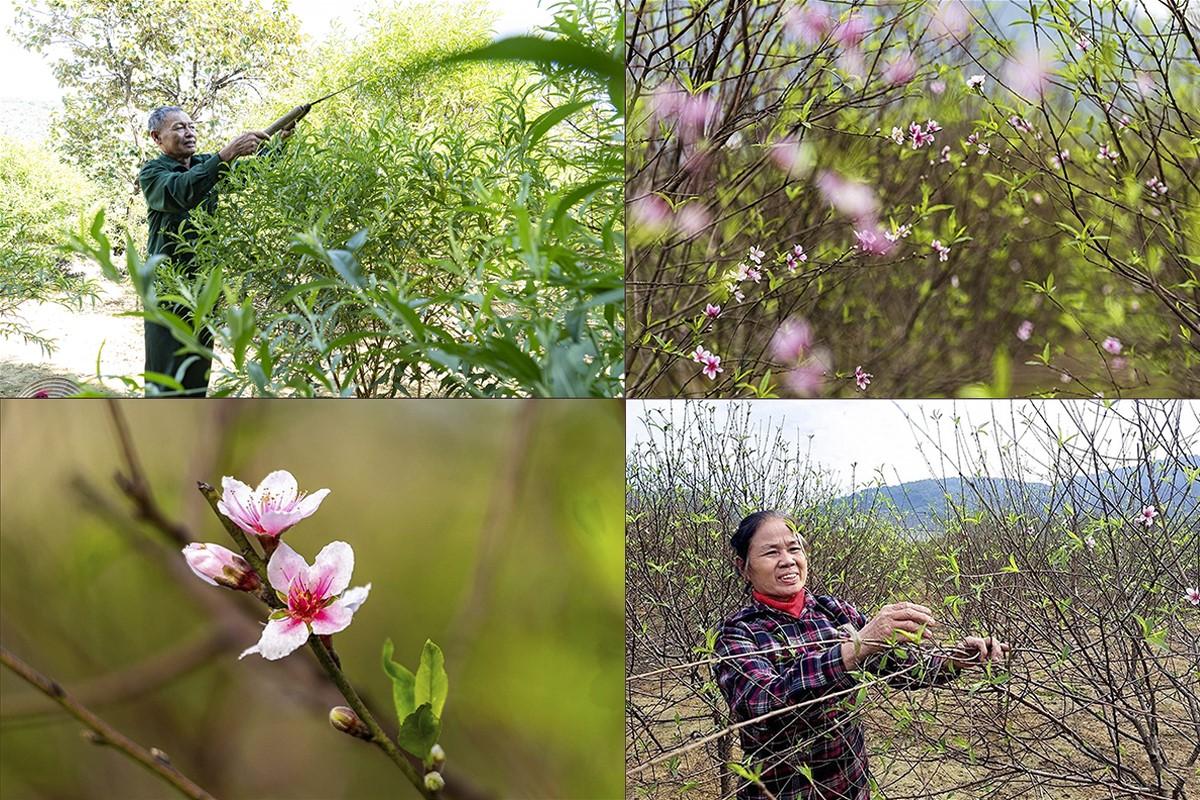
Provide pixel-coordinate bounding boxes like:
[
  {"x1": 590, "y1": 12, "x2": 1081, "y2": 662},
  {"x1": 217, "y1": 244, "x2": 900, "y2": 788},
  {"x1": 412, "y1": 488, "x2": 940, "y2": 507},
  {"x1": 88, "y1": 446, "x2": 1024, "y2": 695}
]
[{"x1": 0, "y1": 646, "x2": 217, "y2": 800}]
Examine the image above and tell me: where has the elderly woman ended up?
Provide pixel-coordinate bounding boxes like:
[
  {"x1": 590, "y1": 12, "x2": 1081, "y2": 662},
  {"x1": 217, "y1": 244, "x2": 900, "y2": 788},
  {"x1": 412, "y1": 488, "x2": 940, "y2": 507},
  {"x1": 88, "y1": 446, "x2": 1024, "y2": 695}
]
[{"x1": 715, "y1": 511, "x2": 1009, "y2": 800}]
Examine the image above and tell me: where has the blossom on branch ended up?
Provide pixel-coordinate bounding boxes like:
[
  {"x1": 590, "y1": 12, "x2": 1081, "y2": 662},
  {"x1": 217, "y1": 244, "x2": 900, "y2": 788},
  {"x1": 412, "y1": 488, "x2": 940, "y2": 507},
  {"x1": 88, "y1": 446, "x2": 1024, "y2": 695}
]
[
  {"x1": 854, "y1": 365, "x2": 872, "y2": 391},
  {"x1": 1137, "y1": 505, "x2": 1158, "y2": 528},
  {"x1": 183, "y1": 543, "x2": 261, "y2": 591},
  {"x1": 240, "y1": 541, "x2": 371, "y2": 661},
  {"x1": 218, "y1": 471, "x2": 330, "y2": 539}
]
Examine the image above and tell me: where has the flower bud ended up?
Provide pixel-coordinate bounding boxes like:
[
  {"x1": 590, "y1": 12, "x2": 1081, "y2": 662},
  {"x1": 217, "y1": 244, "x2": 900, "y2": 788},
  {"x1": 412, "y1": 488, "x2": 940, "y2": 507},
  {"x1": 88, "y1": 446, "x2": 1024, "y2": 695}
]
[
  {"x1": 182, "y1": 543, "x2": 261, "y2": 591},
  {"x1": 429, "y1": 743, "x2": 446, "y2": 768},
  {"x1": 329, "y1": 706, "x2": 372, "y2": 740},
  {"x1": 424, "y1": 771, "x2": 445, "y2": 792}
]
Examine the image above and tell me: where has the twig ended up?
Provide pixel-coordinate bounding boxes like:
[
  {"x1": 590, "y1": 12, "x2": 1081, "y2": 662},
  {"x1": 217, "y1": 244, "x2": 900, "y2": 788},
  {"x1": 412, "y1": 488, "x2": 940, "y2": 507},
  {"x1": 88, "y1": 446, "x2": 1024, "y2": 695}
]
[
  {"x1": 0, "y1": 645, "x2": 217, "y2": 800},
  {"x1": 1, "y1": 628, "x2": 229, "y2": 720}
]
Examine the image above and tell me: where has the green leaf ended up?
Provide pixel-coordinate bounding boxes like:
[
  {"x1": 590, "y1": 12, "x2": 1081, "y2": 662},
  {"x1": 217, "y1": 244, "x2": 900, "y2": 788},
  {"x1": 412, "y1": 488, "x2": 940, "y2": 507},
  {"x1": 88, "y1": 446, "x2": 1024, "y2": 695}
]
[
  {"x1": 381, "y1": 638, "x2": 416, "y2": 721},
  {"x1": 526, "y1": 100, "x2": 594, "y2": 148},
  {"x1": 440, "y1": 36, "x2": 623, "y2": 109},
  {"x1": 414, "y1": 639, "x2": 448, "y2": 718},
  {"x1": 395, "y1": 703, "x2": 441, "y2": 758}
]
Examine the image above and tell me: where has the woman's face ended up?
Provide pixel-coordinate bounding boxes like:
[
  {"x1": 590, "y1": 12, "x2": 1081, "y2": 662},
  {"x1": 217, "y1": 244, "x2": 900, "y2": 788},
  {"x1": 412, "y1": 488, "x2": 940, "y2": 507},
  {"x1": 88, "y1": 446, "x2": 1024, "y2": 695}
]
[{"x1": 739, "y1": 517, "x2": 808, "y2": 599}]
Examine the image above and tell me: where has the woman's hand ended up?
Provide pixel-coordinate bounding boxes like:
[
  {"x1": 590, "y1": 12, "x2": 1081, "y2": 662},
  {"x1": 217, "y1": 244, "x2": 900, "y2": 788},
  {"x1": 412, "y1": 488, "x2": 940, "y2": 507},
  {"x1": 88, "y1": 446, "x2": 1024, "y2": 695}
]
[
  {"x1": 842, "y1": 602, "x2": 938, "y2": 668},
  {"x1": 948, "y1": 635, "x2": 1010, "y2": 670}
]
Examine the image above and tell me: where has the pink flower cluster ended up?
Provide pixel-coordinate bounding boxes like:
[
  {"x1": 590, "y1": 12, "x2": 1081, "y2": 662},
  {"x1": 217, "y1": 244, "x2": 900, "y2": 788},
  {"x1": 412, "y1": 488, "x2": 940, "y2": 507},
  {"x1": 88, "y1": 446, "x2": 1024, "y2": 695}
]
[
  {"x1": 1145, "y1": 176, "x2": 1168, "y2": 196},
  {"x1": 1096, "y1": 144, "x2": 1118, "y2": 163},
  {"x1": 690, "y1": 345, "x2": 723, "y2": 380},
  {"x1": 907, "y1": 119, "x2": 942, "y2": 150},
  {"x1": 967, "y1": 132, "x2": 990, "y2": 156},
  {"x1": 630, "y1": 195, "x2": 711, "y2": 239},
  {"x1": 854, "y1": 365, "x2": 872, "y2": 392},
  {"x1": 1017, "y1": 320, "x2": 1034, "y2": 341},
  {"x1": 787, "y1": 244, "x2": 808, "y2": 271},
  {"x1": 185, "y1": 470, "x2": 372, "y2": 662},
  {"x1": 1103, "y1": 337, "x2": 1122, "y2": 355},
  {"x1": 769, "y1": 317, "x2": 835, "y2": 397},
  {"x1": 1009, "y1": 115, "x2": 1035, "y2": 134},
  {"x1": 966, "y1": 74, "x2": 985, "y2": 91},
  {"x1": 931, "y1": 240, "x2": 951, "y2": 262}
]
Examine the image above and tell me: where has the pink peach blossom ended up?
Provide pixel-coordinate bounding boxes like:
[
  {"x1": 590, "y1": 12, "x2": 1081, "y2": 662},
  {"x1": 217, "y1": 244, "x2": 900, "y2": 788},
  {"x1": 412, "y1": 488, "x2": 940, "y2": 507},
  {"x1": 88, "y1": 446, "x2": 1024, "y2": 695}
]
[
  {"x1": 1096, "y1": 144, "x2": 1118, "y2": 163},
  {"x1": 239, "y1": 541, "x2": 371, "y2": 661},
  {"x1": 183, "y1": 543, "x2": 260, "y2": 591},
  {"x1": 704, "y1": 304, "x2": 721, "y2": 319},
  {"x1": 883, "y1": 52, "x2": 917, "y2": 86},
  {"x1": 630, "y1": 194, "x2": 673, "y2": 232},
  {"x1": 786, "y1": 3, "x2": 834, "y2": 46},
  {"x1": 1017, "y1": 320, "x2": 1034, "y2": 341},
  {"x1": 816, "y1": 170, "x2": 880, "y2": 223},
  {"x1": 1186, "y1": 588, "x2": 1200, "y2": 606},
  {"x1": 771, "y1": 318, "x2": 814, "y2": 364},
  {"x1": 1005, "y1": 48, "x2": 1051, "y2": 100},
  {"x1": 931, "y1": 240, "x2": 951, "y2": 262},
  {"x1": 218, "y1": 471, "x2": 330, "y2": 539},
  {"x1": 854, "y1": 365, "x2": 872, "y2": 391},
  {"x1": 833, "y1": 13, "x2": 869, "y2": 47},
  {"x1": 674, "y1": 204, "x2": 711, "y2": 236},
  {"x1": 1138, "y1": 505, "x2": 1158, "y2": 528},
  {"x1": 930, "y1": 0, "x2": 970, "y2": 40},
  {"x1": 700, "y1": 351, "x2": 722, "y2": 380},
  {"x1": 855, "y1": 226, "x2": 895, "y2": 256},
  {"x1": 966, "y1": 74, "x2": 985, "y2": 91},
  {"x1": 1103, "y1": 337, "x2": 1122, "y2": 355}
]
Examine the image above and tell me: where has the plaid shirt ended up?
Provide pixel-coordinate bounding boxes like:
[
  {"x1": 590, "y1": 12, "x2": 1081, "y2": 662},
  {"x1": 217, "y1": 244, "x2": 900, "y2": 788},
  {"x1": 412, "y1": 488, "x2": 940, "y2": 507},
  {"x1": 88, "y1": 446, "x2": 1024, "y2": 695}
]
[{"x1": 714, "y1": 594, "x2": 956, "y2": 800}]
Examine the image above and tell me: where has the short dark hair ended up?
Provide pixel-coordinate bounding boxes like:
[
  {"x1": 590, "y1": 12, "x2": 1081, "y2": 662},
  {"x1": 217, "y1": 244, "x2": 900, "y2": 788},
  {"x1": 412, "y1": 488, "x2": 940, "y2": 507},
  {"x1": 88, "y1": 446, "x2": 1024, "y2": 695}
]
[
  {"x1": 148, "y1": 106, "x2": 185, "y2": 133},
  {"x1": 730, "y1": 510, "x2": 803, "y2": 560}
]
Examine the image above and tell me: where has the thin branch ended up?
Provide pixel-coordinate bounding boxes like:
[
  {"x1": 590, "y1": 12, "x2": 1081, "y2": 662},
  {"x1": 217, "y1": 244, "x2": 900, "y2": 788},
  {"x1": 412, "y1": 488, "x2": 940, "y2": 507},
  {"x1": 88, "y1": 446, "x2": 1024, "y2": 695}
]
[{"x1": 0, "y1": 645, "x2": 217, "y2": 800}]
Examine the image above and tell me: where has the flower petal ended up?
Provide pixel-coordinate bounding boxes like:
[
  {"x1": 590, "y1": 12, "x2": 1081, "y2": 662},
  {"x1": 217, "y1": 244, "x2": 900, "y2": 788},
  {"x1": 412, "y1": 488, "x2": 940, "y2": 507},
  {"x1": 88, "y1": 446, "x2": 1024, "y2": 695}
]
[
  {"x1": 257, "y1": 508, "x2": 303, "y2": 537},
  {"x1": 256, "y1": 470, "x2": 299, "y2": 506},
  {"x1": 308, "y1": 540, "x2": 354, "y2": 599},
  {"x1": 239, "y1": 616, "x2": 309, "y2": 660},
  {"x1": 218, "y1": 477, "x2": 259, "y2": 534},
  {"x1": 267, "y1": 541, "x2": 310, "y2": 594},
  {"x1": 296, "y1": 487, "x2": 331, "y2": 517},
  {"x1": 310, "y1": 604, "x2": 354, "y2": 635},
  {"x1": 336, "y1": 583, "x2": 371, "y2": 613}
]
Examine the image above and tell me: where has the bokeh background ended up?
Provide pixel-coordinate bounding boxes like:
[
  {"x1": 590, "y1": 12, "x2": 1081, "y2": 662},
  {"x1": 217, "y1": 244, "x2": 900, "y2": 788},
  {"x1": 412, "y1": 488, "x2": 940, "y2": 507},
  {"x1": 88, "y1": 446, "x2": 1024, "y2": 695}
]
[{"x1": 0, "y1": 399, "x2": 624, "y2": 798}]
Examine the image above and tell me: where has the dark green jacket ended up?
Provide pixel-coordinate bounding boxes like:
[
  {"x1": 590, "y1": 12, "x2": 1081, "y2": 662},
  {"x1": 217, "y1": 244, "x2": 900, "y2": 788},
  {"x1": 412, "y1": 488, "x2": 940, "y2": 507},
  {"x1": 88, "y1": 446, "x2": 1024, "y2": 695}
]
[{"x1": 139, "y1": 152, "x2": 229, "y2": 271}]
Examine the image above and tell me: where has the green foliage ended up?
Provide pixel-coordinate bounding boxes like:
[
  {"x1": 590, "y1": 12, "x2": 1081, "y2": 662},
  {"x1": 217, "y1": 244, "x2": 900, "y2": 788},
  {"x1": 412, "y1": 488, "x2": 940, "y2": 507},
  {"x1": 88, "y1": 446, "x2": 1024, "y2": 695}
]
[
  {"x1": 382, "y1": 638, "x2": 449, "y2": 758},
  {"x1": 82, "y1": 0, "x2": 624, "y2": 396},
  {"x1": 0, "y1": 136, "x2": 101, "y2": 351}
]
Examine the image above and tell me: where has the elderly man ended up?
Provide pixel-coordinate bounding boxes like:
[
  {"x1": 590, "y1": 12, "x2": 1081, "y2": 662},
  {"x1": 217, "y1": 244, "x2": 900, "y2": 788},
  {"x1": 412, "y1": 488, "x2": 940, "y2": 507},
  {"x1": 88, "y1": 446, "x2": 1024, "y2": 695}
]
[{"x1": 138, "y1": 106, "x2": 288, "y2": 397}]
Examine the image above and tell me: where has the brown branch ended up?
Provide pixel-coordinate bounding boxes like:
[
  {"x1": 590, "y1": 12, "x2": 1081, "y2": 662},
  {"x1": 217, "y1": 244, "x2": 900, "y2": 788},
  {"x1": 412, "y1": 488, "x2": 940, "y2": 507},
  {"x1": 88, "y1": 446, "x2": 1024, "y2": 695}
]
[
  {"x1": 1, "y1": 628, "x2": 230, "y2": 720},
  {"x1": 0, "y1": 646, "x2": 217, "y2": 800}
]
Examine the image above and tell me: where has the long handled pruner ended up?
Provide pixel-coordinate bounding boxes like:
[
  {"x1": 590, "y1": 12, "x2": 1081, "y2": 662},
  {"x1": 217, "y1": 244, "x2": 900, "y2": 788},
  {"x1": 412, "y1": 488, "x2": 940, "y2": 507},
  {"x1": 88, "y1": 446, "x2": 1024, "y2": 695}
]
[{"x1": 263, "y1": 79, "x2": 366, "y2": 136}]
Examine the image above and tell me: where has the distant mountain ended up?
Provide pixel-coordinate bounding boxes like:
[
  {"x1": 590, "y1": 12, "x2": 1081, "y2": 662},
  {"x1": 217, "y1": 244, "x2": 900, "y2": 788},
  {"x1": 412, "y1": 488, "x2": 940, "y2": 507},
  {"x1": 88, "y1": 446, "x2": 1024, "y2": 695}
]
[{"x1": 840, "y1": 458, "x2": 1200, "y2": 530}]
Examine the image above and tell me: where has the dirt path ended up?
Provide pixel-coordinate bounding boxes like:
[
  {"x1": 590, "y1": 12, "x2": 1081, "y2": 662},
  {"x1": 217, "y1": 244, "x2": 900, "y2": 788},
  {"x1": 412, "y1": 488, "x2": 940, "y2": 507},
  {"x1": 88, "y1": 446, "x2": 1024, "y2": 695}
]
[{"x1": 0, "y1": 257, "x2": 142, "y2": 396}]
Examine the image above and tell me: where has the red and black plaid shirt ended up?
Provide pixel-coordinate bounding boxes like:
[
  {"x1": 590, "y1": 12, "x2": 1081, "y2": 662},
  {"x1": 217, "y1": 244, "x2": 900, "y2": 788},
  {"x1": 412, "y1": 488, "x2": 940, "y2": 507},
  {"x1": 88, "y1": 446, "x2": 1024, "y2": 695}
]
[{"x1": 714, "y1": 593, "x2": 956, "y2": 800}]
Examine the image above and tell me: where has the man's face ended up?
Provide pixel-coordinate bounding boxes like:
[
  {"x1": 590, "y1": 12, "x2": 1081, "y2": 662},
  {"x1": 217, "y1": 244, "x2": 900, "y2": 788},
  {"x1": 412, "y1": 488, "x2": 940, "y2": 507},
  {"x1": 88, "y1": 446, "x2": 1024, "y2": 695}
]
[
  {"x1": 152, "y1": 111, "x2": 197, "y2": 159},
  {"x1": 738, "y1": 517, "x2": 808, "y2": 599}
]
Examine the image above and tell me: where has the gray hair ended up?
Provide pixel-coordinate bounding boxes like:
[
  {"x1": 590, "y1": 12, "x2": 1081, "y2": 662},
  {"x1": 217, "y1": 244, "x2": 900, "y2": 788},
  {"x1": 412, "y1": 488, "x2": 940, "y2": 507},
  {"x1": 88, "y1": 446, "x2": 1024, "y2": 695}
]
[{"x1": 147, "y1": 106, "x2": 184, "y2": 133}]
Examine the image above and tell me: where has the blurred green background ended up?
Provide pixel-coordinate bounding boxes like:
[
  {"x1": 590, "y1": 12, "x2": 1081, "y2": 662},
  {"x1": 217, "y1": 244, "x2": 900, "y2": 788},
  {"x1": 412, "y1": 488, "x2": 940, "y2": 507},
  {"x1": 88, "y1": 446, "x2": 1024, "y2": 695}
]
[{"x1": 0, "y1": 399, "x2": 623, "y2": 799}]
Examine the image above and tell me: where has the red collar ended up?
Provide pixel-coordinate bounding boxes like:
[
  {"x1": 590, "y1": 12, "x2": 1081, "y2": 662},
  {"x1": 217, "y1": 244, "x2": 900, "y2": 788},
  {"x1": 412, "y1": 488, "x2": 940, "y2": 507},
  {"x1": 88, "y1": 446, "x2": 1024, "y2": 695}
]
[{"x1": 753, "y1": 589, "x2": 807, "y2": 617}]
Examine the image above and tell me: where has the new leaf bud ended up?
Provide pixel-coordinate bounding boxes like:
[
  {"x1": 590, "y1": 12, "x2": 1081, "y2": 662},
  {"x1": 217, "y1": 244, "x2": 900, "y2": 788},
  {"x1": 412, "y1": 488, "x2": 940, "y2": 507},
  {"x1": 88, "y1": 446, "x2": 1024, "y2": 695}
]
[
  {"x1": 429, "y1": 743, "x2": 446, "y2": 768},
  {"x1": 424, "y1": 771, "x2": 445, "y2": 792},
  {"x1": 329, "y1": 706, "x2": 372, "y2": 740}
]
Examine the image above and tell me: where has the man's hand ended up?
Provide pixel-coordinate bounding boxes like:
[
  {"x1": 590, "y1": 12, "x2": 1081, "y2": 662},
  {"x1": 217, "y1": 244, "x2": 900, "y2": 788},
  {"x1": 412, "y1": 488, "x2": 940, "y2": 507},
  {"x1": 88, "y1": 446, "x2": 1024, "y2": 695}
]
[
  {"x1": 948, "y1": 636, "x2": 1010, "y2": 670},
  {"x1": 219, "y1": 131, "x2": 269, "y2": 163}
]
